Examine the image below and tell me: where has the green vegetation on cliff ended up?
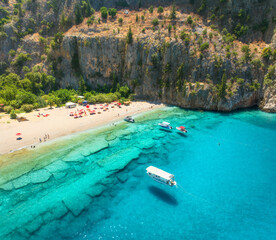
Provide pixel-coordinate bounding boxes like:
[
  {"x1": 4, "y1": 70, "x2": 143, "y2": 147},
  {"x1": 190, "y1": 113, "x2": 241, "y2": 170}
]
[{"x1": 0, "y1": 1, "x2": 275, "y2": 112}]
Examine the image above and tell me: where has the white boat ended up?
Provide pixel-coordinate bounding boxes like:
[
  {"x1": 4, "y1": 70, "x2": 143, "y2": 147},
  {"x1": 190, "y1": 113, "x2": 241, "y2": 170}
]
[
  {"x1": 158, "y1": 122, "x2": 172, "y2": 130},
  {"x1": 176, "y1": 126, "x2": 187, "y2": 133},
  {"x1": 146, "y1": 166, "x2": 177, "y2": 187},
  {"x1": 124, "y1": 116, "x2": 135, "y2": 123}
]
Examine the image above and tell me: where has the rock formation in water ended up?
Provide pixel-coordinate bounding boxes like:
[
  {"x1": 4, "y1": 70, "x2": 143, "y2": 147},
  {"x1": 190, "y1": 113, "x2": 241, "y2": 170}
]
[{"x1": 0, "y1": 0, "x2": 275, "y2": 111}]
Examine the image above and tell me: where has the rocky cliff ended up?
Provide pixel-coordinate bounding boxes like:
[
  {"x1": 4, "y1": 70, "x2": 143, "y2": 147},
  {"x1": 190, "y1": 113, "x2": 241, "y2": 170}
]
[{"x1": 0, "y1": 2, "x2": 275, "y2": 112}]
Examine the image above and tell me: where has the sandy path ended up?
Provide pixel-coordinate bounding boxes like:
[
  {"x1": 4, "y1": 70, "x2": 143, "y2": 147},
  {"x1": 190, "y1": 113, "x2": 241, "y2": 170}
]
[{"x1": 0, "y1": 101, "x2": 164, "y2": 155}]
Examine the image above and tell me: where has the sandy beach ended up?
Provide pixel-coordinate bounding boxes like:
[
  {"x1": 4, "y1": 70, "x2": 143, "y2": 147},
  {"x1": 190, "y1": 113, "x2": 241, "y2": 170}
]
[{"x1": 0, "y1": 101, "x2": 164, "y2": 155}]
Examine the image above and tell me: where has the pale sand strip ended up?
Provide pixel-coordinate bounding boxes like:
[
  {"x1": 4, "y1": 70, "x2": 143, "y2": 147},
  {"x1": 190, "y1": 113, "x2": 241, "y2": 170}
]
[{"x1": 0, "y1": 101, "x2": 165, "y2": 155}]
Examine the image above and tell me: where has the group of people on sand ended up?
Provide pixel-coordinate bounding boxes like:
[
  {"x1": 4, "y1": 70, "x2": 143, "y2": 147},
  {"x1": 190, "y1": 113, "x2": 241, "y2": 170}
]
[
  {"x1": 29, "y1": 134, "x2": 50, "y2": 149},
  {"x1": 39, "y1": 133, "x2": 50, "y2": 143}
]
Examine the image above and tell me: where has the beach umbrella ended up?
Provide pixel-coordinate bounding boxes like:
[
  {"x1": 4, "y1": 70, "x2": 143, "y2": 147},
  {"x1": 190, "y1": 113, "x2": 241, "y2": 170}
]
[
  {"x1": 16, "y1": 133, "x2": 21, "y2": 136},
  {"x1": 86, "y1": 105, "x2": 89, "y2": 108}
]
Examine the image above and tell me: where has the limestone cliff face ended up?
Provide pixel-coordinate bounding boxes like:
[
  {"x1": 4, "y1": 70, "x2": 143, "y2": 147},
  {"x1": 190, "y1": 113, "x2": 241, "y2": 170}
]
[
  {"x1": 261, "y1": 83, "x2": 276, "y2": 113},
  {"x1": 48, "y1": 35, "x2": 265, "y2": 111},
  {"x1": 1, "y1": 0, "x2": 275, "y2": 112}
]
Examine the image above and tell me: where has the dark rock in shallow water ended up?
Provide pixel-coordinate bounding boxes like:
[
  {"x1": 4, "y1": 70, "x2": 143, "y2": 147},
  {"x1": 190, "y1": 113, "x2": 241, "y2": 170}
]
[
  {"x1": 117, "y1": 173, "x2": 128, "y2": 183},
  {"x1": 42, "y1": 202, "x2": 68, "y2": 223},
  {"x1": 137, "y1": 157, "x2": 148, "y2": 164},
  {"x1": 85, "y1": 184, "x2": 105, "y2": 198},
  {"x1": 25, "y1": 215, "x2": 44, "y2": 234},
  {"x1": 132, "y1": 169, "x2": 144, "y2": 178}
]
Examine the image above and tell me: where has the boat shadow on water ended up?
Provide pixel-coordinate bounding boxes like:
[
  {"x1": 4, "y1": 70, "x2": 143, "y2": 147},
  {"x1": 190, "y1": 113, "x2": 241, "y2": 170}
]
[
  {"x1": 148, "y1": 186, "x2": 178, "y2": 206},
  {"x1": 159, "y1": 128, "x2": 173, "y2": 133},
  {"x1": 177, "y1": 132, "x2": 188, "y2": 137}
]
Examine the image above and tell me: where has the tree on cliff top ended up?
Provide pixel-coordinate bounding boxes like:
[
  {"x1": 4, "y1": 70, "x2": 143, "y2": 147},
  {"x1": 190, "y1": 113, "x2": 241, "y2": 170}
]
[
  {"x1": 108, "y1": 8, "x2": 117, "y2": 18},
  {"x1": 158, "y1": 6, "x2": 164, "y2": 15},
  {"x1": 126, "y1": 27, "x2": 133, "y2": 44},
  {"x1": 100, "y1": 7, "x2": 108, "y2": 19},
  {"x1": 75, "y1": 5, "x2": 83, "y2": 25},
  {"x1": 169, "y1": 2, "x2": 176, "y2": 19}
]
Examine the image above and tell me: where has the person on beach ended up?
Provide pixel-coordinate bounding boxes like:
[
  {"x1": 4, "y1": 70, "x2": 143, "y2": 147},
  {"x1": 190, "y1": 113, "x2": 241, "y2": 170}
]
[{"x1": 39, "y1": 138, "x2": 41, "y2": 143}]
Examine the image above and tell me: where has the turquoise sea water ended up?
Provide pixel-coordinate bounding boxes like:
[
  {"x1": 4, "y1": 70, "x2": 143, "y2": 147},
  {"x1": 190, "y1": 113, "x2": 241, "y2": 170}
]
[{"x1": 0, "y1": 108, "x2": 275, "y2": 240}]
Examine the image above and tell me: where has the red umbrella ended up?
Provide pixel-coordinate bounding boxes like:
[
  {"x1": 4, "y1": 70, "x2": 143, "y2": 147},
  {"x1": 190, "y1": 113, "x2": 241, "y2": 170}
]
[
  {"x1": 16, "y1": 133, "x2": 21, "y2": 136},
  {"x1": 86, "y1": 105, "x2": 89, "y2": 108}
]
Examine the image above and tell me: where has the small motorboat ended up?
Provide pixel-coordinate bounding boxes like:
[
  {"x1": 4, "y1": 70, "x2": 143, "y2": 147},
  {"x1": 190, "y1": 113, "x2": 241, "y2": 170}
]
[
  {"x1": 176, "y1": 126, "x2": 187, "y2": 133},
  {"x1": 146, "y1": 166, "x2": 177, "y2": 187},
  {"x1": 158, "y1": 122, "x2": 172, "y2": 130},
  {"x1": 124, "y1": 116, "x2": 135, "y2": 123}
]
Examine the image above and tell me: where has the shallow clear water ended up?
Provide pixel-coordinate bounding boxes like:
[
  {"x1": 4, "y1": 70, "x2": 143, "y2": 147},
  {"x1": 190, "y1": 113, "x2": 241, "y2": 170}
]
[{"x1": 0, "y1": 108, "x2": 275, "y2": 240}]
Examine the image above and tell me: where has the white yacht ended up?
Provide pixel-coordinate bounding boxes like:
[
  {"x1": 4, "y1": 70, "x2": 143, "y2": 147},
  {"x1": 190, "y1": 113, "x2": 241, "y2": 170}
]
[
  {"x1": 146, "y1": 166, "x2": 177, "y2": 187},
  {"x1": 158, "y1": 122, "x2": 172, "y2": 130}
]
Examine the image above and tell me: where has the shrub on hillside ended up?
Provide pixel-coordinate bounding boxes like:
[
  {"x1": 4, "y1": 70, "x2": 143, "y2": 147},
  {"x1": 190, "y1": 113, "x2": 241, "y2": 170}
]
[
  {"x1": 126, "y1": 27, "x2": 133, "y2": 44},
  {"x1": 169, "y1": 3, "x2": 176, "y2": 19},
  {"x1": 118, "y1": 18, "x2": 123, "y2": 25},
  {"x1": 200, "y1": 42, "x2": 209, "y2": 51},
  {"x1": 4, "y1": 105, "x2": 13, "y2": 113},
  {"x1": 108, "y1": 8, "x2": 117, "y2": 18},
  {"x1": 152, "y1": 18, "x2": 159, "y2": 26},
  {"x1": 10, "y1": 110, "x2": 16, "y2": 119},
  {"x1": 157, "y1": 6, "x2": 164, "y2": 14},
  {"x1": 187, "y1": 16, "x2": 193, "y2": 24},
  {"x1": 20, "y1": 104, "x2": 33, "y2": 113},
  {"x1": 262, "y1": 47, "x2": 272, "y2": 61}
]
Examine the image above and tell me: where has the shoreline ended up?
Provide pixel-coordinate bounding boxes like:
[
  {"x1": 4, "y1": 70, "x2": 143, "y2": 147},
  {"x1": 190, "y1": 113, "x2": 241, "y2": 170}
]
[{"x1": 0, "y1": 101, "x2": 165, "y2": 155}]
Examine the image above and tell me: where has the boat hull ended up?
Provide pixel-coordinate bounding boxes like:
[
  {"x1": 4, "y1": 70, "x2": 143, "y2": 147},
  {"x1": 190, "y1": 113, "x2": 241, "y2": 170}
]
[
  {"x1": 124, "y1": 119, "x2": 135, "y2": 123},
  {"x1": 158, "y1": 124, "x2": 172, "y2": 130},
  {"x1": 147, "y1": 173, "x2": 176, "y2": 187}
]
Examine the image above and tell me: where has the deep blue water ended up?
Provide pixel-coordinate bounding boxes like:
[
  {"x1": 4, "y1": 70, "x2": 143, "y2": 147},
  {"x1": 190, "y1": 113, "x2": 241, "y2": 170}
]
[{"x1": 0, "y1": 108, "x2": 275, "y2": 240}]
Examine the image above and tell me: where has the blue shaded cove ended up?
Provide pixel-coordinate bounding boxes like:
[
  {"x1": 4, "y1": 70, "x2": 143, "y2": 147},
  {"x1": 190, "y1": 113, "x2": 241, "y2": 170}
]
[{"x1": 0, "y1": 108, "x2": 275, "y2": 240}]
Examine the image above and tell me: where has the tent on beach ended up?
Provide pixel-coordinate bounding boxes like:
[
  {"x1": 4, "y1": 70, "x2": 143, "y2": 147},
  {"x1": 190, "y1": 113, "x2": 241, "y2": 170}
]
[{"x1": 65, "y1": 102, "x2": 77, "y2": 108}]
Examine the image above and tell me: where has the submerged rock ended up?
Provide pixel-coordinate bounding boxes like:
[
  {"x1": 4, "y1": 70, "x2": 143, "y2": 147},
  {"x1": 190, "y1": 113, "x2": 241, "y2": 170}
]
[
  {"x1": 137, "y1": 138, "x2": 155, "y2": 150},
  {"x1": 81, "y1": 137, "x2": 109, "y2": 157},
  {"x1": 12, "y1": 174, "x2": 30, "y2": 189},
  {"x1": 117, "y1": 173, "x2": 128, "y2": 183},
  {"x1": 97, "y1": 147, "x2": 141, "y2": 172},
  {"x1": 25, "y1": 215, "x2": 44, "y2": 234},
  {"x1": 45, "y1": 160, "x2": 70, "y2": 174},
  {"x1": 105, "y1": 133, "x2": 117, "y2": 141},
  {"x1": 29, "y1": 169, "x2": 52, "y2": 184},
  {"x1": 62, "y1": 193, "x2": 91, "y2": 217},
  {"x1": 0, "y1": 181, "x2": 14, "y2": 191},
  {"x1": 85, "y1": 184, "x2": 105, "y2": 198},
  {"x1": 63, "y1": 151, "x2": 86, "y2": 162}
]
